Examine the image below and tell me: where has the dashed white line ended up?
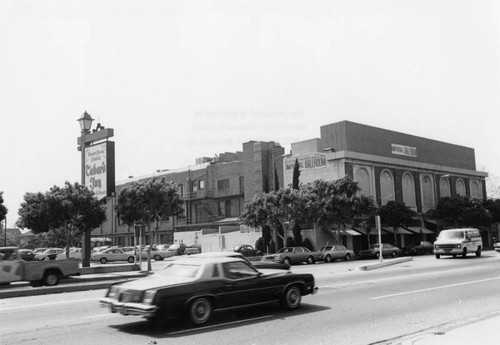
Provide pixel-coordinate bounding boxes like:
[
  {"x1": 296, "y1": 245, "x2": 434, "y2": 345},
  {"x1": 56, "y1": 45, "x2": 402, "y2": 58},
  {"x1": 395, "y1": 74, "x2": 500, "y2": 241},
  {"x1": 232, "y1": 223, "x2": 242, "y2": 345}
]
[{"x1": 371, "y1": 276, "x2": 500, "y2": 300}]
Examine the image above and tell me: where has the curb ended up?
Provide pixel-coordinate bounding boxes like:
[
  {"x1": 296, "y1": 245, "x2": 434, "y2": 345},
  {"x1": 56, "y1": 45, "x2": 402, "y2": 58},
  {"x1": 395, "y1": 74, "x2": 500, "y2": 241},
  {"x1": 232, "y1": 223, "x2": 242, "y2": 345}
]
[
  {"x1": 355, "y1": 257, "x2": 413, "y2": 271},
  {"x1": 0, "y1": 272, "x2": 149, "y2": 299}
]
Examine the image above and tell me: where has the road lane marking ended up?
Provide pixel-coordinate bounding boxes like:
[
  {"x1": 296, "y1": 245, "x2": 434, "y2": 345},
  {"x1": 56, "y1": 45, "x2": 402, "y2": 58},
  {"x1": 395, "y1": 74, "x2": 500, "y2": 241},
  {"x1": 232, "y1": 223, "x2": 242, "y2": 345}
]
[
  {"x1": 167, "y1": 315, "x2": 274, "y2": 335},
  {"x1": 0, "y1": 298, "x2": 98, "y2": 311},
  {"x1": 370, "y1": 276, "x2": 500, "y2": 300}
]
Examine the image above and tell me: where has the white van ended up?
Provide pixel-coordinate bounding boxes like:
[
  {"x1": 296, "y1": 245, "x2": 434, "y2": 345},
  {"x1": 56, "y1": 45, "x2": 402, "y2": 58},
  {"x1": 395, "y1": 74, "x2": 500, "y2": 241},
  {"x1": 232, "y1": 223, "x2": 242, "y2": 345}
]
[{"x1": 433, "y1": 228, "x2": 482, "y2": 259}]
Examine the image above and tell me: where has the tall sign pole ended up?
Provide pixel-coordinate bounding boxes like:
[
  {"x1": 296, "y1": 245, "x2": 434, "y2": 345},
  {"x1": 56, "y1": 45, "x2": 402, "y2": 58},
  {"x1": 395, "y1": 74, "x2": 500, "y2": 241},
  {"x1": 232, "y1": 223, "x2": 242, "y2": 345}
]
[{"x1": 77, "y1": 112, "x2": 115, "y2": 267}]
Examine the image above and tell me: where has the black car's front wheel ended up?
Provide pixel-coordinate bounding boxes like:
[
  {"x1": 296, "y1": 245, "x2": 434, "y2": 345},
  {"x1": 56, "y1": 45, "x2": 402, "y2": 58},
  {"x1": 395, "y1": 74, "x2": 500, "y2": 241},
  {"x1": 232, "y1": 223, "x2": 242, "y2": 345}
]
[
  {"x1": 189, "y1": 298, "x2": 213, "y2": 325},
  {"x1": 282, "y1": 286, "x2": 301, "y2": 310}
]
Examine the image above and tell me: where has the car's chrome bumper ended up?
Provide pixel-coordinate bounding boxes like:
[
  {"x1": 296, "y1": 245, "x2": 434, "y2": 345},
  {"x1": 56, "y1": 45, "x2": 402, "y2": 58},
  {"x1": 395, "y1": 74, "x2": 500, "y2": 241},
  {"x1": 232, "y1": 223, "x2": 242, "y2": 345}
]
[
  {"x1": 100, "y1": 297, "x2": 158, "y2": 317},
  {"x1": 434, "y1": 249, "x2": 461, "y2": 255}
]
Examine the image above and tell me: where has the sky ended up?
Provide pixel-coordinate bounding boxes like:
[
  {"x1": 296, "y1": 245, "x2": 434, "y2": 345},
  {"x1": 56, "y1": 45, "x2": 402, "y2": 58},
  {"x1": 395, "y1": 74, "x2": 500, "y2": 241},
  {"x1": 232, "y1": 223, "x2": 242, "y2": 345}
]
[{"x1": 1, "y1": 0, "x2": 500, "y2": 227}]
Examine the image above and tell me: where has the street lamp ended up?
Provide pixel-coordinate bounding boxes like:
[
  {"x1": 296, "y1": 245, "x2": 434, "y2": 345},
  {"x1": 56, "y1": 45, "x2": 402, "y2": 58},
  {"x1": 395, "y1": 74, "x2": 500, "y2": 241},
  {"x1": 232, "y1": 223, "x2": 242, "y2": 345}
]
[{"x1": 77, "y1": 111, "x2": 94, "y2": 267}]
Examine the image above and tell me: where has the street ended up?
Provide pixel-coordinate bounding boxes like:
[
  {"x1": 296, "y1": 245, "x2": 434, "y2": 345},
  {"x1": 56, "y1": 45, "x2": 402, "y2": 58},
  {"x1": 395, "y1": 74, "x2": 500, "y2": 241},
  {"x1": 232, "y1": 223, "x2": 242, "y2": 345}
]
[{"x1": 1, "y1": 252, "x2": 500, "y2": 345}]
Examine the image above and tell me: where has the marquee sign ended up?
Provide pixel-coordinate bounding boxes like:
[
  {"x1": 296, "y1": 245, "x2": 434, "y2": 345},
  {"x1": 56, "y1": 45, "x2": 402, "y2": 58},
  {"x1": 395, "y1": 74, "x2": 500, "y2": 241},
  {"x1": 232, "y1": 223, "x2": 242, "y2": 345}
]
[
  {"x1": 84, "y1": 142, "x2": 115, "y2": 199},
  {"x1": 391, "y1": 144, "x2": 417, "y2": 158},
  {"x1": 285, "y1": 153, "x2": 327, "y2": 171}
]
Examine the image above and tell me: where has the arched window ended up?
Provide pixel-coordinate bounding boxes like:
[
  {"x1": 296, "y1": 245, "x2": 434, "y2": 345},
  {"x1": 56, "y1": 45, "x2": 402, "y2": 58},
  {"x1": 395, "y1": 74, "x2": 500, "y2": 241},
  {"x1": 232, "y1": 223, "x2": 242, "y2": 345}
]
[
  {"x1": 355, "y1": 167, "x2": 372, "y2": 196},
  {"x1": 439, "y1": 177, "x2": 451, "y2": 198},
  {"x1": 470, "y1": 180, "x2": 482, "y2": 198},
  {"x1": 402, "y1": 172, "x2": 416, "y2": 209},
  {"x1": 380, "y1": 170, "x2": 395, "y2": 205},
  {"x1": 421, "y1": 175, "x2": 435, "y2": 210},
  {"x1": 456, "y1": 178, "x2": 466, "y2": 196}
]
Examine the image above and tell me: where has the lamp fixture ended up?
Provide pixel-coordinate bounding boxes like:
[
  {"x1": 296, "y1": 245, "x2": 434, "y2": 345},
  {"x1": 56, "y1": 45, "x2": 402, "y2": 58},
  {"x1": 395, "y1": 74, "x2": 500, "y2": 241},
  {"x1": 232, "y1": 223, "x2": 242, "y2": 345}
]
[{"x1": 77, "y1": 111, "x2": 94, "y2": 132}]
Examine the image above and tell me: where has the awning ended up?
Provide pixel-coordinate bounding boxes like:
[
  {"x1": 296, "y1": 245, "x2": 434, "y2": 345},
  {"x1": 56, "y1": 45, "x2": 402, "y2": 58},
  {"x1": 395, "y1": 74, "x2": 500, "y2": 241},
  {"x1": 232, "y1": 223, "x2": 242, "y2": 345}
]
[
  {"x1": 381, "y1": 227, "x2": 415, "y2": 235},
  {"x1": 91, "y1": 237, "x2": 111, "y2": 242},
  {"x1": 215, "y1": 217, "x2": 241, "y2": 224},
  {"x1": 342, "y1": 229, "x2": 363, "y2": 236},
  {"x1": 405, "y1": 227, "x2": 435, "y2": 234}
]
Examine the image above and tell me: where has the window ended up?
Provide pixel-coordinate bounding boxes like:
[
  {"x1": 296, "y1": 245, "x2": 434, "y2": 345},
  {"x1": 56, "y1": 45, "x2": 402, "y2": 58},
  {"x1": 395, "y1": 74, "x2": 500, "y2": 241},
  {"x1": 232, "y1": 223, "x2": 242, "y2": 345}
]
[
  {"x1": 380, "y1": 170, "x2": 395, "y2": 205},
  {"x1": 199, "y1": 180, "x2": 205, "y2": 189},
  {"x1": 470, "y1": 180, "x2": 482, "y2": 198},
  {"x1": 421, "y1": 175, "x2": 435, "y2": 210},
  {"x1": 402, "y1": 172, "x2": 416, "y2": 208},
  {"x1": 239, "y1": 176, "x2": 244, "y2": 193},
  {"x1": 456, "y1": 179, "x2": 466, "y2": 196},
  {"x1": 440, "y1": 177, "x2": 451, "y2": 198},
  {"x1": 355, "y1": 167, "x2": 372, "y2": 196},
  {"x1": 222, "y1": 261, "x2": 258, "y2": 279},
  {"x1": 217, "y1": 179, "x2": 230, "y2": 191}
]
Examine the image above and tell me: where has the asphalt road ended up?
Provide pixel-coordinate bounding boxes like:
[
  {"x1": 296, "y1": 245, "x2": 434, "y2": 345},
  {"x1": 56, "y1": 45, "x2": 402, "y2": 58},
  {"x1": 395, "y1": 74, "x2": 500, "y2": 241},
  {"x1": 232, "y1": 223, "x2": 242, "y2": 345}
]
[{"x1": 2, "y1": 252, "x2": 500, "y2": 345}]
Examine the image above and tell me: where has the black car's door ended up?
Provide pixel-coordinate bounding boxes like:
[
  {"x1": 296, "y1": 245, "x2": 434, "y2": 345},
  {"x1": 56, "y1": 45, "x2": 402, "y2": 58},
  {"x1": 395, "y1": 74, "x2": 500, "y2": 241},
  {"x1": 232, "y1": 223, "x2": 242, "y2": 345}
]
[{"x1": 217, "y1": 261, "x2": 277, "y2": 308}]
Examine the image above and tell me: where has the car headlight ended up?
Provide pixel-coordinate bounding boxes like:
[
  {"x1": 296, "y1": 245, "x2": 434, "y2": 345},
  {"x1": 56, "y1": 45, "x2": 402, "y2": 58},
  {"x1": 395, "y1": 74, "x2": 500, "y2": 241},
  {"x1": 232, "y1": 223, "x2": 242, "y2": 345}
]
[
  {"x1": 107, "y1": 286, "x2": 119, "y2": 298},
  {"x1": 143, "y1": 290, "x2": 157, "y2": 304},
  {"x1": 457, "y1": 244, "x2": 461, "y2": 248}
]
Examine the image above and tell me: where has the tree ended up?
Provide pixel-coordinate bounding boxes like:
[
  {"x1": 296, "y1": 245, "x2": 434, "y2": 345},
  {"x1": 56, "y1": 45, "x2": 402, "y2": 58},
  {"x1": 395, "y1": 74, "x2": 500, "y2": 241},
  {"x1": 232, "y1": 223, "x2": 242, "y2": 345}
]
[
  {"x1": 378, "y1": 201, "x2": 416, "y2": 247},
  {"x1": 301, "y1": 177, "x2": 377, "y2": 244},
  {"x1": 274, "y1": 164, "x2": 280, "y2": 191},
  {"x1": 240, "y1": 188, "x2": 301, "y2": 252},
  {"x1": 292, "y1": 158, "x2": 300, "y2": 190},
  {"x1": 0, "y1": 192, "x2": 8, "y2": 244},
  {"x1": 429, "y1": 196, "x2": 491, "y2": 229},
  {"x1": 115, "y1": 176, "x2": 184, "y2": 271},
  {"x1": 17, "y1": 182, "x2": 107, "y2": 258}
]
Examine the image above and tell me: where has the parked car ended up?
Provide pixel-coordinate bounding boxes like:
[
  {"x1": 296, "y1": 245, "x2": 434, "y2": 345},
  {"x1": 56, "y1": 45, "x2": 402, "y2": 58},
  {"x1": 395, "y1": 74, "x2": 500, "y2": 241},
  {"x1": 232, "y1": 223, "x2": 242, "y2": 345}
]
[
  {"x1": 404, "y1": 241, "x2": 434, "y2": 256},
  {"x1": 18, "y1": 249, "x2": 35, "y2": 261},
  {"x1": 55, "y1": 248, "x2": 82, "y2": 260},
  {"x1": 166, "y1": 243, "x2": 187, "y2": 255},
  {"x1": 34, "y1": 248, "x2": 64, "y2": 261},
  {"x1": 190, "y1": 251, "x2": 290, "y2": 270},
  {"x1": 100, "y1": 256, "x2": 317, "y2": 325},
  {"x1": 261, "y1": 246, "x2": 322, "y2": 265},
  {"x1": 494, "y1": 242, "x2": 500, "y2": 252},
  {"x1": 136, "y1": 247, "x2": 176, "y2": 261},
  {"x1": 91, "y1": 247, "x2": 136, "y2": 264},
  {"x1": 434, "y1": 228, "x2": 482, "y2": 259},
  {"x1": 184, "y1": 245, "x2": 202, "y2": 255},
  {"x1": 232, "y1": 244, "x2": 263, "y2": 257},
  {"x1": 319, "y1": 245, "x2": 354, "y2": 262},
  {"x1": 358, "y1": 243, "x2": 401, "y2": 259}
]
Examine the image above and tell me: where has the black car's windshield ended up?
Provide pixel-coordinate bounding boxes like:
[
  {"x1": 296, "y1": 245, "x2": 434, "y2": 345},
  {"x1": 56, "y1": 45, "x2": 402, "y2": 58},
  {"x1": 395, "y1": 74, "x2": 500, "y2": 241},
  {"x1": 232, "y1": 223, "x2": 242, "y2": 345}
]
[{"x1": 156, "y1": 263, "x2": 201, "y2": 278}]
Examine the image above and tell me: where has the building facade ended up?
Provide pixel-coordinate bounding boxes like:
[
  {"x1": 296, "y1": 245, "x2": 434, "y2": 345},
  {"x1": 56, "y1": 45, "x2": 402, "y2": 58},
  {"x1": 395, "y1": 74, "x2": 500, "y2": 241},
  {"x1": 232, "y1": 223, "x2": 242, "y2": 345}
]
[
  {"x1": 283, "y1": 121, "x2": 488, "y2": 251},
  {"x1": 93, "y1": 141, "x2": 284, "y2": 247},
  {"x1": 92, "y1": 120, "x2": 488, "y2": 252}
]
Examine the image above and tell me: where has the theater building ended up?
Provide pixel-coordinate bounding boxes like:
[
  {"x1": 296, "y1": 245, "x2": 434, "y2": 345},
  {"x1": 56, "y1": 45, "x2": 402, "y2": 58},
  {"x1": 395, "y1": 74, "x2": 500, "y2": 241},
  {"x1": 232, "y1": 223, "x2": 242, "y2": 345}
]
[
  {"x1": 283, "y1": 121, "x2": 488, "y2": 252},
  {"x1": 92, "y1": 120, "x2": 488, "y2": 252}
]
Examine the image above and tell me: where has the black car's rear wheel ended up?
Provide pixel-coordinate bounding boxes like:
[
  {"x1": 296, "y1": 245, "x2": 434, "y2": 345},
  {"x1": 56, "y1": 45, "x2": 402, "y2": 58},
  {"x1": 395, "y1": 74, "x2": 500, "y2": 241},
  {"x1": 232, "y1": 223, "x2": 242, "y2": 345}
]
[
  {"x1": 344, "y1": 253, "x2": 351, "y2": 261},
  {"x1": 189, "y1": 298, "x2": 213, "y2": 325},
  {"x1": 324, "y1": 255, "x2": 332, "y2": 263},
  {"x1": 306, "y1": 256, "x2": 315, "y2": 264},
  {"x1": 153, "y1": 254, "x2": 161, "y2": 261},
  {"x1": 127, "y1": 256, "x2": 135, "y2": 263},
  {"x1": 100, "y1": 257, "x2": 107, "y2": 264},
  {"x1": 282, "y1": 286, "x2": 301, "y2": 310},
  {"x1": 283, "y1": 257, "x2": 291, "y2": 265}
]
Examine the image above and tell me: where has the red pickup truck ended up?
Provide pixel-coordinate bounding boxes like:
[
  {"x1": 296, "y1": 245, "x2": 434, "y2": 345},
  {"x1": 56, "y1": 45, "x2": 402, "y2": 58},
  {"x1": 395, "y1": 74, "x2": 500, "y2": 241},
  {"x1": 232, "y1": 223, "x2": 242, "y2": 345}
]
[{"x1": 0, "y1": 246, "x2": 80, "y2": 287}]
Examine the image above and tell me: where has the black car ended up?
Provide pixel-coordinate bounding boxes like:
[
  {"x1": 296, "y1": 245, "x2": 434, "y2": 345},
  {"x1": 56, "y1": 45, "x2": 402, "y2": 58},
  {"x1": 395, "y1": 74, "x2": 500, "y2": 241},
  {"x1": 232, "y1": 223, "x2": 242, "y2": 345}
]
[
  {"x1": 18, "y1": 249, "x2": 35, "y2": 261},
  {"x1": 232, "y1": 244, "x2": 263, "y2": 257},
  {"x1": 100, "y1": 256, "x2": 317, "y2": 325}
]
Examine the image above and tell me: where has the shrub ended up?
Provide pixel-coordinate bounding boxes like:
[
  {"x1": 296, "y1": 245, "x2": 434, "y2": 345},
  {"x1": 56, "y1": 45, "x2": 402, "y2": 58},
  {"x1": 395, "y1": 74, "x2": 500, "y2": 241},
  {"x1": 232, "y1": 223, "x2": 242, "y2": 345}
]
[
  {"x1": 302, "y1": 238, "x2": 314, "y2": 251},
  {"x1": 255, "y1": 237, "x2": 265, "y2": 253}
]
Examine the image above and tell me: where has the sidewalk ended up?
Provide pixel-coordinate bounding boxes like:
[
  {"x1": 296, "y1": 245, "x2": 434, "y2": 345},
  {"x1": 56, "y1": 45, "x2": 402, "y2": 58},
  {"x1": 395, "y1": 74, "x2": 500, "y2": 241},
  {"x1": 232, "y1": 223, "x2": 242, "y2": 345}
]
[
  {"x1": 0, "y1": 268, "x2": 149, "y2": 298},
  {"x1": 395, "y1": 312, "x2": 500, "y2": 345}
]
